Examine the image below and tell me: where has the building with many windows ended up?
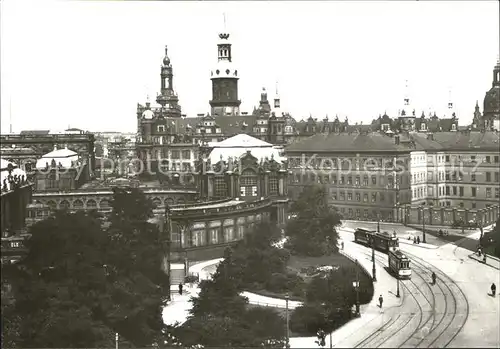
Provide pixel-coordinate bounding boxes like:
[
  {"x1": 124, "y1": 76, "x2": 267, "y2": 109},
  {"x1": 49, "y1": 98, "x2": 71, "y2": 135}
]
[
  {"x1": 410, "y1": 131, "x2": 500, "y2": 210},
  {"x1": 286, "y1": 132, "x2": 412, "y2": 222}
]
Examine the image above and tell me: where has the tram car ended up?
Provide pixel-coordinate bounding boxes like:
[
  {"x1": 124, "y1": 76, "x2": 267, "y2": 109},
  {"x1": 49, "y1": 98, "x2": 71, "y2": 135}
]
[
  {"x1": 353, "y1": 228, "x2": 399, "y2": 253},
  {"x1": 388, "y1": 249, "x2": 412, "y2": 279}
]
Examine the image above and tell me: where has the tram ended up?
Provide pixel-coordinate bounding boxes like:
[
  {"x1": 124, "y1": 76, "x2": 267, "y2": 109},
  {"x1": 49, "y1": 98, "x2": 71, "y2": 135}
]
[
  {"x1": 388, "y1": 249, "x2": 412, "y2": 279},
  {"x1": 353, "y1": 228, "x2": 399, "y2": 253}
]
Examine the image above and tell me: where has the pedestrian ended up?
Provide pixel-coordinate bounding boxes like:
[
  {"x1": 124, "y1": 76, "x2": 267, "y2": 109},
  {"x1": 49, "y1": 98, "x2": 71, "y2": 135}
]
[
  {"x1": 483, "y1": 254, "x2": 487, "y2": 264},
  {"x1": 491, "y1": 283, "x2": 496, "y2": 297},
  {"x1": 417, "y1": 236, "x2": 421, "y2": 244},
  {"x1": 431, "y1": 272, "x2": 436, "y2": 285},
  {"x1": 341, "y1": 241, "x2": 344, "y2": 250},
  {"x1": 378, "y1": 294, "x2": 384, "y2": 308},
  {"x1": 478, "y1": 247, "x2": 482, "y2": 257},
  {"x1": 413, "y1": 236, "x2": 417, "y2": 244},
  {"x1": 178, "y1": 283, "x2": 183, "y2": 296}
]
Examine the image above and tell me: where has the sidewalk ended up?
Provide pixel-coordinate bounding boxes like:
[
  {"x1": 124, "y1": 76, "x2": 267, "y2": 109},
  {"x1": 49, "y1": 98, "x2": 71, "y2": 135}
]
[{"x1": 468, "y1": 252, "x2": 500, "y2": 270}]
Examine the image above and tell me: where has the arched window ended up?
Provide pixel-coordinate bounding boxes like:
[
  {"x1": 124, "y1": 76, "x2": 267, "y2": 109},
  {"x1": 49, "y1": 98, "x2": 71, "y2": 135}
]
[
  {"x1": 59, "y1": 200, "x2": 70, "y2": 210},
  {"x1": 87, "y1": 199, "x2": 97, "y2": 209},
  {"x1": 100, "y1": 200, "x2": 110, "y2": 209},
  {"x1": 240, "y1": 169, "x2": 258, "y2": 197},
  {"x1": 47, "y1": 200, "x2": 57, "y2": 210},
  {"x1": 152, "y1": 198, "x2": 162, "y2": 208},
  {"x1": 165, "y1": 198, "x2": 174, "y2": 206},
  {"x1": 73, "y1": 199, "x2": 84, "y2": 210},
  {"x1": 269, "y1": 173, "x2": 278, "y2": 196}
]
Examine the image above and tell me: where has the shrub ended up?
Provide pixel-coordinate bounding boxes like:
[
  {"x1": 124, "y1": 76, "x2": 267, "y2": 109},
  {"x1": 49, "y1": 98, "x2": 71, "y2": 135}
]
[{"x1": 289, "y1": 304, "x2": 326, "y2": 335}]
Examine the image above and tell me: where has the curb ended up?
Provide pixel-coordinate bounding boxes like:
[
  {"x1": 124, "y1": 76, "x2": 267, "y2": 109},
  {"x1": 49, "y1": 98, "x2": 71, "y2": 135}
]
[{"x1": 468, "y1": 253, "x2": 500, "y2": 270}]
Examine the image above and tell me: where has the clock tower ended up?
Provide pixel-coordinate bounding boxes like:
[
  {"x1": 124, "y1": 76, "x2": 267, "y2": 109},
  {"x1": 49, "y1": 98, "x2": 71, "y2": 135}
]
[{"x1": 209, "y1": 19, "x2": 241, "y2": 117}]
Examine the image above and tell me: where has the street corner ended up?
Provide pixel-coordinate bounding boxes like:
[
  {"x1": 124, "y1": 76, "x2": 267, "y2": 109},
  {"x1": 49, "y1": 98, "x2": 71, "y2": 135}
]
[{"x1": 468, "y1": 252, "x2": 500, "y2": 270}]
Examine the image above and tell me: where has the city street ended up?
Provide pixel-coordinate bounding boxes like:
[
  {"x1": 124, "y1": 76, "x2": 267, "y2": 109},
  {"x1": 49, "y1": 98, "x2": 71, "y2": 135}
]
[{"x1": 335, "y1": 223, "x2": 500, "y2": 348}]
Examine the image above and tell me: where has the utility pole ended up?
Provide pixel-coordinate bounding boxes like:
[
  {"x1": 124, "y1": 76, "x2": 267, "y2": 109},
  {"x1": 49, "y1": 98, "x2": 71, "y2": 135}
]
[
  {"x1": 421, "y1": 207, "x2": 427, "y2": 243},
  {"x1": 285, "y1": 293, "x2": 290, "y2": 349},
  {"x1": 115, "y1": 333, "x2": 119, "y2": 349},
  {"x1": 165, "y1": 205, "x2": 172, "y2": 302}
]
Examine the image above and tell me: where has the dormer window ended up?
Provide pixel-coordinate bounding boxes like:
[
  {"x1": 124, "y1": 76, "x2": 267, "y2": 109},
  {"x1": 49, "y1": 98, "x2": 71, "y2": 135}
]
[
  {"x1": 158, "y1": 125, "x2": 165, "y2": 133},
  {"x1": 451, "y1": 124, "x2": 457, "y2": 131},
  {"x1": 420, "y1": 123, "x2": 426, "y2": 131}
]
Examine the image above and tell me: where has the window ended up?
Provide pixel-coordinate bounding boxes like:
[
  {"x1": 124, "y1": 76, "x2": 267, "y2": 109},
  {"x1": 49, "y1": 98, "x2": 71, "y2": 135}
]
[
  {"x1": 445, "y1": 171, "x2": 450, "y2": 181},
  {"x1": 471, "y1": 173, "x2": 476, "y2": 182},
  {"x1": 356, "y1": 209, "x2": 361, "y2": 218},
  {"x1": 363, "y1": 193, "x2": 368, "y2": 202},
  {"x1": 364, "y1": 209, "x2": 368, "y2": 219},
  {"x1": 486, "y1": 156, "x2": 491, "y2": 163},
  {"x1": 371, "y1": 176, "x2": 376, "y2": 185},
  {"x1": 459, "y1": 186, "x2": 464, "y2": 196},
  {"x1": 340, "y1": 192, "x2": 345, "y2": 201},
  {"x1": 472, "y1": 202, "x2": 476, "y2": 209},
  {"x1": 446, "y1": 155, "x2": 450, "y2": 162},
  {"x1": 380, "y1": 193, "x2": 385, "y2": 201},
  {"x1": 371, "y1": 193, "x2": 377, "y2": 202},
  {"x1": 347, "y1": 176, "x2": 352, "y2": 185},
  {"x1": 486, "y1": 188, "x2": 492, "y2": 198},
  {"x1": 453, "y1": 186, "x2": 457, "y2": 195},
  {"x1": 182, "y1": 150, "x2": 191, "y2": 159},
  {"x1": 171, "y1": 150, "x2": 180, "y2": 159},
  {"x1": 214, "y1": 177, "x2": 227, "y2": 197},
  {"x1": 428, "y1": 172, "x2": 433, "y2": 181},
  {"x1": 445, "y1": 186, "x2": 450, "y2": 195},
  {"x1": 471, "y1": 187, "x2": 477, "y2": 197},
  {"x1": 347, "y1": 193, "x2": 353, "y2": 201},
  {"x1": 240, "y1": 169, "x2": 258, "y2": 197},
  {"x1": 269, "y1": 175, "x2": 279, "y2": 196},
  {"x1": 471, "y1": 156, "x2": 476, "y2": 162},
  {"x1": 348, "y1": 208, "x2": 353, "y2": 217},
  {"x1": 355, "y1": 176, "x2": 360, "y2": 185},
  {"x1": 495, "y1": 172, "x2": 499, "y2": 182},
  {"x1": 363, "y1": 176, "x2": 368, "y2": 186},
  {"x1": 495, "y1": 156, "x2": 499, "y2": 163},
  {"x1": 331, "y1": 175, "x2": 337, "y2": 184},
  {"x1": 459, "y1": 202, "x2": 464, "y2": 208},
  {"x1": 340, "y1": 176, "x2": 345, "y2": 185},
  {"x1": 486, "y1": 172, "x2": 491, "y2": 182},
  {"x1": 495, "y1": 188, "x2": 499, "y2": 198},
  {"x1": 332, "y1": 192, "x2": 337, "y2": 200},
  {"x1": 356, "y1": 193, "x2": 360, "y2": 201}
]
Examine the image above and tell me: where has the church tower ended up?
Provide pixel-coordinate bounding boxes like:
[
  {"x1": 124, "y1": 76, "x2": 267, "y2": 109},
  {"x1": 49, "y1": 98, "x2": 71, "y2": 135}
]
[
  {"x1": 209, "y1": 15, "x2": 241, "y2": 117},
  {"x1": 156, "y1": 46, "x2": 181, "y2": 118}
]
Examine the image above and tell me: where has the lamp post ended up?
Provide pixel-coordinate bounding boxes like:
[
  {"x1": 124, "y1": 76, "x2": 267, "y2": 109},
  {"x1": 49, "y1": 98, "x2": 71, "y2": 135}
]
[
  {"x1": 285, "y1": 293, "x2": 290, "y2": 349},
  {"x1": 371, "y1": 238, "x2": 377, "y2": 282},
  {"x1": 396, "y1": 278, "x2": 400, "y2": 298},
  {"x1": 353, "y1": 265, "x2": 360, "y2": 317},
  {"x1": 421, "y1": 206, "x2": 427, "y2": 243},
  {"x1": 115, "y1": 332, "x2": 119, "y2": 349}
]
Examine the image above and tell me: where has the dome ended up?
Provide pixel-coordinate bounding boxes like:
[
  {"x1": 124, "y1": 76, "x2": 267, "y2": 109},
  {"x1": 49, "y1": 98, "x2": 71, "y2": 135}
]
[
  {"x1": 483, "y1": 86, "x2": 499, "y2": 115},
  {"x1": 142, "y1": 109, "x2": 155, "y2": 119}
]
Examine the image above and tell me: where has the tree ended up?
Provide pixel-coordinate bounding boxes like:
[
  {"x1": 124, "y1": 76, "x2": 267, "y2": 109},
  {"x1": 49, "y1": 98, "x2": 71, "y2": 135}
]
[
  {"x1": 286, "y1": 185, "x2": 342, "y2": 256},
  {"x1": 5, "y1": 188, "x2": 168, "y2": 348}
]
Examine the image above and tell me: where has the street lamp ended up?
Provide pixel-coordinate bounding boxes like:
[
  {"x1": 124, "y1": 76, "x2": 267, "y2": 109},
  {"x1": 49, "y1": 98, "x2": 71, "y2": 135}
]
[
  {"x1": 396, "y1": 277, "x2": 400, "y2": 298},
  {"x1": 371, "y1": 238, "x2": 377, "y2": 282},
  {"x1": 421, "y1": 206, "x2": 427, "y2": 243},
  {"x1": 352, "y1": 265, "x2": 360, "y2": 317},
  {"x1": 285, "y1": 293, "x2": 290, "y2": 349},
  {"x1": 115, "y1": 332, "x2": 119, "y2": 349}
]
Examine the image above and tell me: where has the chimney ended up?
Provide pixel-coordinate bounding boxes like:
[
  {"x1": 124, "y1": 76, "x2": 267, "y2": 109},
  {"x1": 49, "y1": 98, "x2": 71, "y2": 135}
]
[
  {"x1": 395, "y1": 135, "x2": 400, "y2": 145},
  {"x1": 427, "y1": 133, "x2": 434, "y2": 141}
]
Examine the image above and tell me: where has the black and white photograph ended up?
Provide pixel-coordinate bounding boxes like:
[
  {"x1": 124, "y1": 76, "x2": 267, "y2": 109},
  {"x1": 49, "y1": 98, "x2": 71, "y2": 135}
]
[{"x1": 1, "y1": 0, "x2": 499, "y2": 348}]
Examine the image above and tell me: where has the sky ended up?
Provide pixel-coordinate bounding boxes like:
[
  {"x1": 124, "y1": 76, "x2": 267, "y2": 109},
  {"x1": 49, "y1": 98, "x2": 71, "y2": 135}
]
[{"x1": 1, "y1": 0, "x2": 499, "y2": 133}]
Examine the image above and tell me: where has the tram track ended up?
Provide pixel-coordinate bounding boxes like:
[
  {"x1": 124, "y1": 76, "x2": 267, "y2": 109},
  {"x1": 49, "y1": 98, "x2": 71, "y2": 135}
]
[
  {"x1": 351, "y1": 245, "x2": 469, "y2": 348},
  {"x1": 402, "y1": 250, "x2": 469, "y2": 348}
]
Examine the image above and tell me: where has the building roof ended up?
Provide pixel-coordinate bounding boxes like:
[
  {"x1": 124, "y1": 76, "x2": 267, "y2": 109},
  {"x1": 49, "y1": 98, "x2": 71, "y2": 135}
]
[
  {"x1": 36, "y1": 147, "x2": 79, "y2": 169},
  {"x1": 208, "y1": 134, "x2": 286, "y2": 163},
  {"x1": 210, "y1": 134, "x2": 272, "y2": 148},
  {"x1": 285, "y1": 132, "x2": 411, "y2": 153},
  {"x1": 411, "y1": 131, "x2": 500, "y2": 151}
]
